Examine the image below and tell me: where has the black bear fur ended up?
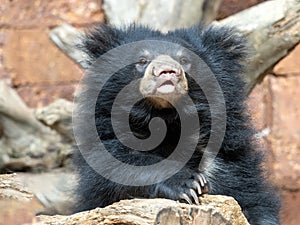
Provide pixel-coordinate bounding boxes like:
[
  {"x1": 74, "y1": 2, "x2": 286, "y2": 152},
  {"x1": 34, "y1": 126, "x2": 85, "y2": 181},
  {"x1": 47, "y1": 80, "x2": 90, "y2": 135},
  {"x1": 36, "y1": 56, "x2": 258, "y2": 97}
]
[{"x1": 72, "y1": 24, "x2": 280, "y2": 225}]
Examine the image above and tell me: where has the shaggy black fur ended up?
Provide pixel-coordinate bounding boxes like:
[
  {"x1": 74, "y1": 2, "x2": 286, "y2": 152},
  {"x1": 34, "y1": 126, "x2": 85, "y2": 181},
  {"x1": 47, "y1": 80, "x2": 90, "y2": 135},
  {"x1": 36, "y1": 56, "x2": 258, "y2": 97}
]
[{"x1": 73, "y1": 24, "x2": 280, "y2": 225}]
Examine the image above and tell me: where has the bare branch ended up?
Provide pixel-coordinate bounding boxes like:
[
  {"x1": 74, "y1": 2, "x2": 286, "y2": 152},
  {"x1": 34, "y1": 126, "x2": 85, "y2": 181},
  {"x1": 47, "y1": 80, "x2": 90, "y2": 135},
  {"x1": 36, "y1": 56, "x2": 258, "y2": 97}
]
[
  {"x1": 215, "y1": 0, "x2": 300, "y2": 92},
  {"x1": 49, "y1": 0, "x2": 300, "y2": 93}
]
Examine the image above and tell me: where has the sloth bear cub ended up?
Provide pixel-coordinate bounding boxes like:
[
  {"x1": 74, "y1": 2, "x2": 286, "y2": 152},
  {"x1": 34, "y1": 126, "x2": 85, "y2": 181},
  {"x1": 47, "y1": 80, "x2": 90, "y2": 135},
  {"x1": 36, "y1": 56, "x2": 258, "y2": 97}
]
[{"x1": 73, "y1": 24, "x2": 280, "y2": 225}]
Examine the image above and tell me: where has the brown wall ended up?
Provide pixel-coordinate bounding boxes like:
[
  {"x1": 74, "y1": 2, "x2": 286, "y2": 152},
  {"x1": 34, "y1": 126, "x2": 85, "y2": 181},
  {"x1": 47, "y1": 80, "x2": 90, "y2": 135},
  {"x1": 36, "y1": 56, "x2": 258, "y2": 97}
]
[
  {"x1": 0, "y1": 0, "x2": 104, "y2": 107},
  {"x1": 0, "y1": 0, "x2": 299, "y2": 224},
  {"x1": 248, "y1": 45, "x2": 300, "y2": 225}
]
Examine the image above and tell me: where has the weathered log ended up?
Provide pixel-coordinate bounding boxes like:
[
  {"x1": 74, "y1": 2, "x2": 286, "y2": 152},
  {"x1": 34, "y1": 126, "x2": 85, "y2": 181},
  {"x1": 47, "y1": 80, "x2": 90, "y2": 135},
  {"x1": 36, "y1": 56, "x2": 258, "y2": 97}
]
[
  {"x1": 35, "y1": 99, "x2": 74, "y2": 141},
  {"x1": 215, "y1": 0, "x2": 300, "y2": 92},
  {"x1": 49, "y1": 0, "x2": 300, "y2": 93},
  {"x1": 0, "y1": 82, "x2": 72, "y2": 172},
  {"x1": 103, "y1": 0, "x2": 205, "y2": 32},
  {"x1": 201, "y1": 0, "x2": 222, "y2": 24},
  {"x1": 49, "y1": 24, "x2": 88, "y2": 69},
  {"x1": 103, "y1": 0, "x2": 221, "y2": 32}
]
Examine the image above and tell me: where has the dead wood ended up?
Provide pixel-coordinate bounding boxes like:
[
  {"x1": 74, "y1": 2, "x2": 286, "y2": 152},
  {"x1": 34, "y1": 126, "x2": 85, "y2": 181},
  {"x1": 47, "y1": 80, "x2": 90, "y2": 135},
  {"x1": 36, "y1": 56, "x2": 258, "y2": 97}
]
[{"x1": 49, "y1": 0, "x2": 300, "y2": 93}]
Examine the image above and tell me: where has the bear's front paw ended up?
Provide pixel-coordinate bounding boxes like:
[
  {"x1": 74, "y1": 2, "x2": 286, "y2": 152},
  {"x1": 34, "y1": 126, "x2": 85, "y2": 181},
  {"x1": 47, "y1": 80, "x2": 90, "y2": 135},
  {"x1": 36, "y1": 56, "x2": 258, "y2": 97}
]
[
  {"x1": 153, "y1": 171, "x2": 209, "y2": 205},
  {"x1": 179, "y1": 172, "x2": 209, "y2": 205}
]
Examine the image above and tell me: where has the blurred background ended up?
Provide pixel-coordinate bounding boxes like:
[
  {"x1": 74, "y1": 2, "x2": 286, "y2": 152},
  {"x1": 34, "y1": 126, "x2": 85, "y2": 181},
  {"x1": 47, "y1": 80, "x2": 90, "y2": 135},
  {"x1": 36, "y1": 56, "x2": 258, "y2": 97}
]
[{"x1": 0, "y1": 0, "x2": 299, "y2": 225}]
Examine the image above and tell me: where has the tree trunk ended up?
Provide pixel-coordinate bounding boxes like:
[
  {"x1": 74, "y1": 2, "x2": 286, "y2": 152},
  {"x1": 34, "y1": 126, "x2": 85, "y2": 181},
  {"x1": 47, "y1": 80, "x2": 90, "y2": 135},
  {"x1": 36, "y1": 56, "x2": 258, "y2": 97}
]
[
  {"x1": 215, "y1": 0, "x2": 300, "y2": 92},
  {"x1": 0, "y1": 82, "x2": 73, "y2": 172},
  {"x1": 49, "y1": 0, "x2": 300, "y2": 93},
  {"x1": 103, "y1": 0, "x2": 222, "y2": 32}
]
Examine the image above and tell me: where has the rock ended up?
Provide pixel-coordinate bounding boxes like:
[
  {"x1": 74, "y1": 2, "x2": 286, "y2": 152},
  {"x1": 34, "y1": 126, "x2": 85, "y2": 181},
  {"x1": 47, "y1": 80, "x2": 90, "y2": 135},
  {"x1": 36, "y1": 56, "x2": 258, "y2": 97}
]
[
  {"x1": 3, "y1": 29, "x2": 83, "y2": 86},
  {"x1": 0, "y1": 0, "x2": 103, "y2": 29},
  {"x1": 280, "y1": 190, "x2": 300, "y2": 225},
  {"x1": 0, "y1": 174, "x2": 44, "y2": 225},
  {"x1": 27, "y1": 196, "x2": 249, "y2": 225},
  {"x1": 273, "y1": 43, "x2": 300, "y2": 75},
  {"x1": 16, "y1": 84, "x2": 76, "y2": 108},
  {"x1": 267, "y1": 75, "x2": 300, "y2": 190},
  {"x1": 0, "y1": 173, "x2": 251, "y2": 224}
]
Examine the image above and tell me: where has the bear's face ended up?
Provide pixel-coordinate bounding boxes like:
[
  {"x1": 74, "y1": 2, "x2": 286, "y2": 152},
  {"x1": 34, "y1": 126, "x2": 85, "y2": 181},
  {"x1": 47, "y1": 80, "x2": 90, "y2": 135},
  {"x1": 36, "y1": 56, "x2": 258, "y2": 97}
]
[
  {"x1": 136, "y1": 48, "x2": 190, "y2": 108},
  {"x1": 81, "y1": 24, "x2": 248, "y2": 111}
]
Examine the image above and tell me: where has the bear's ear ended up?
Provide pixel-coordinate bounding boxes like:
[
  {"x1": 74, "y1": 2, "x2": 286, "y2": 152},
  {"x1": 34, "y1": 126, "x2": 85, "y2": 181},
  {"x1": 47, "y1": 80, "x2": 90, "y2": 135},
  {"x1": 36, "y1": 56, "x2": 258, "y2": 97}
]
[
  {"x1": 198, "y1": 25, "x2": 249, "y2": 76},
  {"x1": 200, "y1": 25, "x2": 248, "y2": 63},
  {"x1": 79, "y1": 24, "x2": 123, "y2": 66},
  {"x1": 177, "y1": 25, "x2": 249, "y2": 75}
]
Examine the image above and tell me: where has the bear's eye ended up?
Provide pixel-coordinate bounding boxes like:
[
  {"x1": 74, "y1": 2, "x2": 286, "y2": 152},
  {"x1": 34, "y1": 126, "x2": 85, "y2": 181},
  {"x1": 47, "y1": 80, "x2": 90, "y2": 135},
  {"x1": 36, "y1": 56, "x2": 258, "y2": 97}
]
[
  {"x1": 138, "y1": 57, "x2": 148, "y2": 65},
  {"x1": 179, "y1": 57, "x2": 189, "y2": 65}
]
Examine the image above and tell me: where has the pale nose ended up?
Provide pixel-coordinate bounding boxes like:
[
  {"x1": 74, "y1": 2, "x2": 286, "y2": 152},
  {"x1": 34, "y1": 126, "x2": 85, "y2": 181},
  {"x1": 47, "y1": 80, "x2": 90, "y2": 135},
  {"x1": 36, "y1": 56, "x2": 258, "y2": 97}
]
[{"x1": 153, "y1": 65, "x2": 181, "y2": 77}]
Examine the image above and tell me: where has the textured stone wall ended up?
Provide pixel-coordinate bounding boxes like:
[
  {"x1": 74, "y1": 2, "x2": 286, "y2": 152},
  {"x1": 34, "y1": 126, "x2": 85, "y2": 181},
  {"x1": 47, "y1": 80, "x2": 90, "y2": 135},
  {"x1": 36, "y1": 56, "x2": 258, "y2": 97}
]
[
  {"x1": 0, "y1": 1, "x2": 299, "y2": 224},
  {"x1": 0, "y1": 0, "x2": 104, "y2": 107},
  {"x1": 248, "y1": 44, "x2": 300, "y2": 225}
]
